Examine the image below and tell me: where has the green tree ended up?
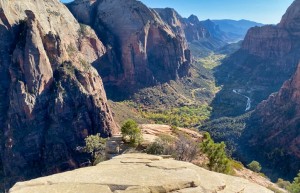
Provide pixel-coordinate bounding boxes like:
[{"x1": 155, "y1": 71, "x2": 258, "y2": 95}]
[
  {"x1": 146, "y1": 134, "x2": 175, "y2": 155},
  {"x1": 247, "y1": 161, "x2": 262, "y2": 173},
  {"x1": 83, "y1": 134, "x2": 106, "y2": 165},
  {"x1": 121, "y1": 119, "x2": 142, "y2": 145},
  {"x1": 288, "y1": 172, "x2": 300, "y2": 193},
  {"x1": 276, "y1": 178, "x2": 291, "y2": 189},
  {"x1": 200, "y1": 132, "x2": 231, "y2": 174}
]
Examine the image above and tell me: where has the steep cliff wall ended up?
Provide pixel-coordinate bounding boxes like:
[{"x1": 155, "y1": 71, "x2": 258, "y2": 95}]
[
  {"x1": 212, "y1": 0, "x2": 300, "y2": 117},
  {"x1": 241, "y1": 63, "x2": 300, "y2": 180},
  {"x1": 233, "y1": 0, "x2": 300, "y2": 180},
  {"x1": 0, "y1": 0, "x2": 117, "y2": 187},
  {"x1": 68, "y1": 0, "x2": 191, "y2": 99}
]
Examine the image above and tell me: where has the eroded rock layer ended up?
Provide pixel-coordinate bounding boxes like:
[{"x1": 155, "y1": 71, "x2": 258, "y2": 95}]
[
  {"x1": 9, "y1": 154, "x2": 273, "y2": 193},
  {"x1": 0, "y1": 0, "x2": 117, "y2": 187}
]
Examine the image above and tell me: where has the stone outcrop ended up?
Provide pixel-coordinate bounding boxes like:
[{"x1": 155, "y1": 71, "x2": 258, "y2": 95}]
[
  {"x1": 0, "y1": 0, "x2": 117, "y2": 188},
  {"x1": 9, "y1": 153, "x2": 273, "y2": 193},
  {"x1": 68, "y1": 0, "x2": 191, "y2": 98}
]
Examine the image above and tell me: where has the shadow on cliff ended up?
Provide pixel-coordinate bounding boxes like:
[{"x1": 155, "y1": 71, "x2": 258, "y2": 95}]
[{"x1": 209, "y1": 47, "x2": 300, "y2": 181}]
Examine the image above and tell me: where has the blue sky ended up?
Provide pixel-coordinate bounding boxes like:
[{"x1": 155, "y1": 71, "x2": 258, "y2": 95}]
[{"x1": 61, "y1": 0, "x2": 294, "y2": 24}]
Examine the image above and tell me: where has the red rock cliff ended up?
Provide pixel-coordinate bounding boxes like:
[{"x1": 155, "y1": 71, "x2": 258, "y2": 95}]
[
  {"x1": 0, "y1": 0, "x2": 117, "y2": 187},
  {"x1": 68, "y1": 0, "x2": 191, "y2": 98}
]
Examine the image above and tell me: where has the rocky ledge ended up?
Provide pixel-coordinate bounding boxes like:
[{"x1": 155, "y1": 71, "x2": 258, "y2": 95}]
[{"x1": 10, "y1": 154, "x2": 272, "y2": 193}]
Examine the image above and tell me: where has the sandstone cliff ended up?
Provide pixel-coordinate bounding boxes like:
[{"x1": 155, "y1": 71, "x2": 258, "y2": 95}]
[
  {"x1": 154, "y1": 11, "x2": 227, "y2": 53},
  {"x1": 68, "y1": 0, "x2": 191, "y2": 99},
  {"x1": 212, "y1": 0, "x2": 300, "y2": 117},
  {"x1": 0, "y1": 0, "x2": 117, "y2": 188},
  {"x1": 9, "y1": 153, "x2": 273, "y2": 193},
  {"x1": 241, "y1": 63, "x2": 300, "y2": 180}
]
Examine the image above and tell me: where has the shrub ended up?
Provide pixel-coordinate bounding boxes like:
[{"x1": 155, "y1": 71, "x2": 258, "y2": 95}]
[
  {"x1": 288, "y1": 172, "x2": 300, "y2": 193},
  {"x1": 121, "y1": 119, "x2": 142, "y2": 145},
  {"x1": 146, "y1": 134, "x2": 175, "y2": 155},
  {"x1": 174, "y1": 133, "x2": 199, "y2": 162},
  {"x1": 247, "y1": 161, "x2": 262, "y2": 173},
  {"x1": 230, "y1": 159, "x2": 244, "y2": 171},
  {"x1": 82, "y1": 134, "x2": 106, "y2": 165},
  {"x1": 200, "y1": 132, "x2": 231, "y2": 174},
  {"x1": 145, "y1": 141, "x2": 165, "y2": 155},
  {"x1": 276, "y1": 178, "x2": 291, "y2": 189},
  {"x1": 146, "y1": 133, "x2": 198, "y2": 162}
]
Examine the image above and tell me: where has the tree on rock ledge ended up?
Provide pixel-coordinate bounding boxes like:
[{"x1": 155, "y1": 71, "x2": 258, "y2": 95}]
[
  {"x1": 200, "y1": 132, "x2": 231, "y2": 174},
  {"x1": 121, "y1": 119, "x2": 142, "y2": 145}
]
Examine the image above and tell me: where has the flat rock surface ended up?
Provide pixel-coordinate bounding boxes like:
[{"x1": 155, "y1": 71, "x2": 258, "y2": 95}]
[{"x1": 10, "y1": 153, "x2": 273, "y2": 193}]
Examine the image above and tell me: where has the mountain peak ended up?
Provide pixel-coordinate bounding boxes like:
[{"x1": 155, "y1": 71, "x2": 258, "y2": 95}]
[
  {"x1": 279, "y1": 0, "x2": 300, "y2": 32},
  {"x1": 188, "y1": 14, "x2": 200, "y2": 23}
]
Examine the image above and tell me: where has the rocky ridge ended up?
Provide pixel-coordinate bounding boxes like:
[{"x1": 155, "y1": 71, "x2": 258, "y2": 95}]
[
  {"x1": 0, "y1": 0, "x2": 117, "y2": 188},
  {"x1": 9, "y1": 153, "x2": 273, "y2": 193}
]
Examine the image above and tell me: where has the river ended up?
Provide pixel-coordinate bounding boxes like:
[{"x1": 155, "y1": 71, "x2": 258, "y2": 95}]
[{"x1": 232, "y1": 89, "x2": 251, "y2": 111}]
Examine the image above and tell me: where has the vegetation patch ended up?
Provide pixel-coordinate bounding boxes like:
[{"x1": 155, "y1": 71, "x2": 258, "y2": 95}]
[
  {"x1": 197, "y1": 53, "x2": 226, "y2": 69},
  {"x1": 142, "y1": 105, "x2": 211, "y2": 128}
]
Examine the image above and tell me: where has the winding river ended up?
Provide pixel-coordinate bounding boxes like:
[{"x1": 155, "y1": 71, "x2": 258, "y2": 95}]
[{"x1": 232, "y1": 89, "x2": 251, "y2": 111}]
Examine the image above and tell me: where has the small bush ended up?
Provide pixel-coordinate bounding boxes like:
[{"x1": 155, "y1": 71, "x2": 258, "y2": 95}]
[
  {"x1": 80, "y1": 134, "x2": 106, "y2": 165},
  {"x1": 121, "y1": 119, "x2": 142, "y2": 145},
  {"x1": 247, "y1": 161, "x2": 262, "y2": 173},
  {"x1": 146, "y1": 141, "x2": 165, "y2": 155},
  {"x1": 200, "y1": 132, "x2": 231, "y2": 174},
  {"x1": 175, "y1": 133, "x2": 199, "y2": 162},
  {"x1": 146, "y1": 134, "x2": 175, "y2": 156},
  {"x1": 276, "y1": 178, "x2": 291, "y2": 189},
  {"x1": 230, "y1": 159, "x2": 244, "y2": 171},
  {"x1": 146, "y1": 133, "x2": 199, "y2": 162},
  {"x1": 288, "y1": 172, "x2": 300, "y2": 193}
]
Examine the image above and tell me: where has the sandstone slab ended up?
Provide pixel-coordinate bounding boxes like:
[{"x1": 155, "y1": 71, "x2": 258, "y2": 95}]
[{"x1": 10, "y1": 154, "x2": 273, "y2": 193}]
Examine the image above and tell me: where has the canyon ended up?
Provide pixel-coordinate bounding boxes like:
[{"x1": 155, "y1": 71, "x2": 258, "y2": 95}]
[{"x1": 0, "y1": 0, "x2": 299, "y2": 191}]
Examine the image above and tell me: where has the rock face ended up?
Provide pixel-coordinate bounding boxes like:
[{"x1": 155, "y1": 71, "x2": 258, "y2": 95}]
[
  {"x1": 68, "y1": 0, "x2": 191, "y2": 99},
  {"x1": 9, "y1": 153, "x2": 273, "y2": 193},
  {"x1": 213, "y1": 0, "x2": 300, "y2": 117},
  {"x1": 0, "y1": 0, "x2": 117, "y2": 188},
  {"x1": 242, "y1": 63, "x2": 300, "y2": 180},
  {"x1": 155, "y1": 12, "x2": 227, "y2": 52},
  {"x1": 237, "y1": 0, "x2": 300, "y2": 180}
]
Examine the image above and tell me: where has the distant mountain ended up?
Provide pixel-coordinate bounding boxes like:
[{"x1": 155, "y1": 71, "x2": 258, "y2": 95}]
[{"x1": 212, "y1": 19, "x2": 264, "y2": 42}]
